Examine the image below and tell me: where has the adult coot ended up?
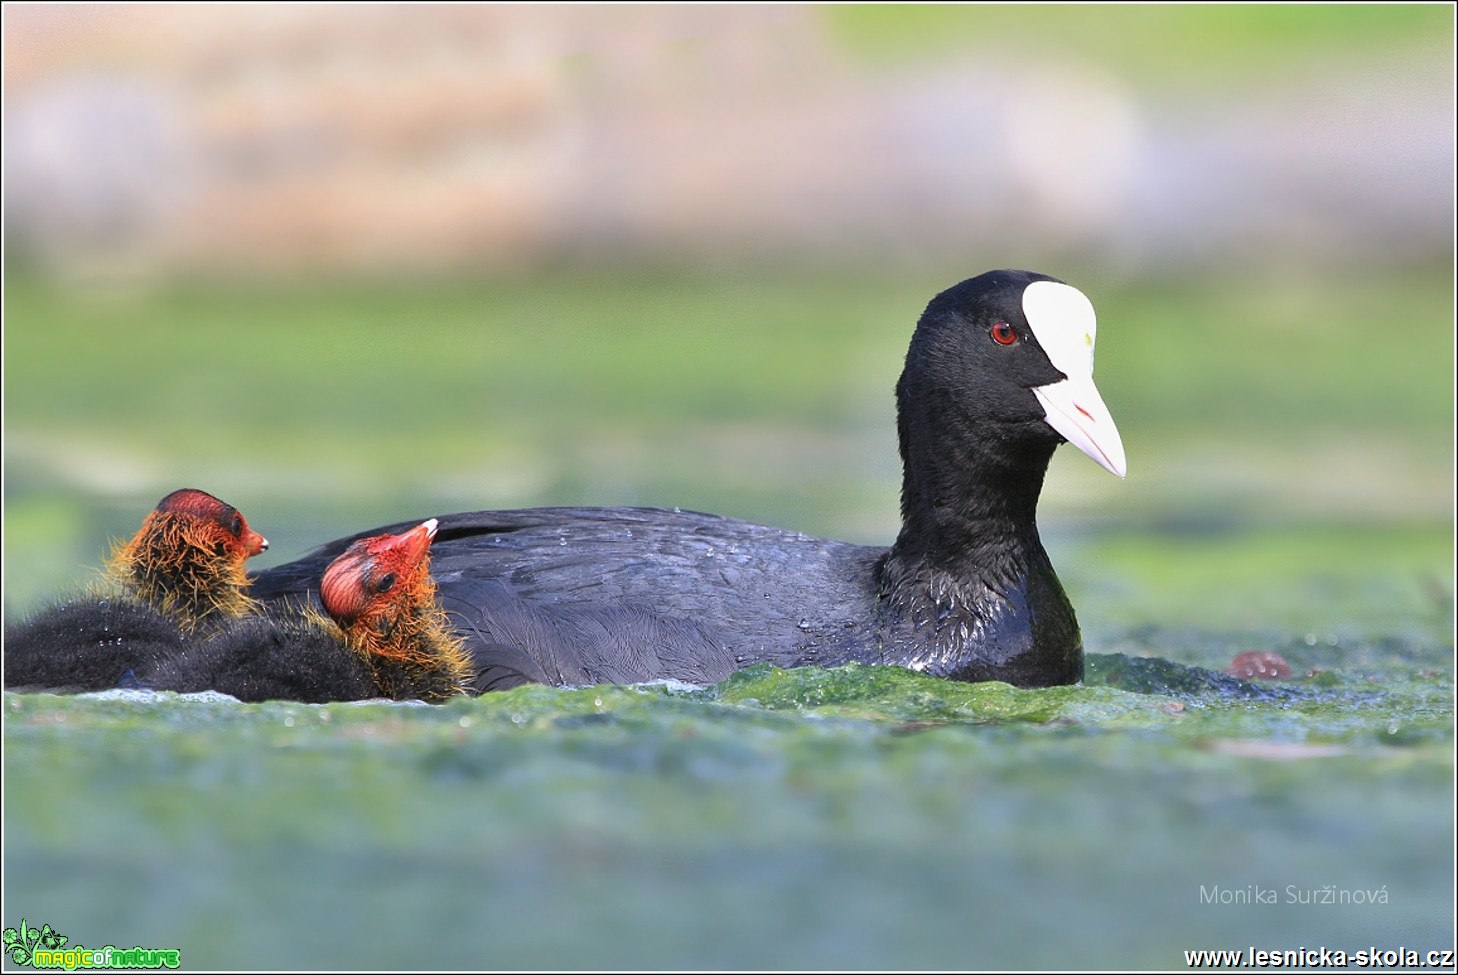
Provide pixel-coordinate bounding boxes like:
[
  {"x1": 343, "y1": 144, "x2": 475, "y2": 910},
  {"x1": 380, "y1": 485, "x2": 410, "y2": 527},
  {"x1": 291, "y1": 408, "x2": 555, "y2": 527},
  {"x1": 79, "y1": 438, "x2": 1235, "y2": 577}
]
[{"x1": 251, "y1": 270, "x2": 1126, "y2": 689}]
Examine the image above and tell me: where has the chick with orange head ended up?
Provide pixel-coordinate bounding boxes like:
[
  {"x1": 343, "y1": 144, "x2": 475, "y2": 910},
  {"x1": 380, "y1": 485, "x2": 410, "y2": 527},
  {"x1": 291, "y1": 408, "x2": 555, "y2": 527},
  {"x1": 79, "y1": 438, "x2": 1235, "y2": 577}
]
[
  {"x1": 107, "y1": 488, "x2": 269, "y2": 632},
  {"x1": 154, "y1": 520, "x2": 472, "y2": 703},
  {"x1": 319, "y1": 518, "x2": 473, "y2": 702},
  {"x1": 5, "y1": 489, "x2": 269, "y2": 691}
]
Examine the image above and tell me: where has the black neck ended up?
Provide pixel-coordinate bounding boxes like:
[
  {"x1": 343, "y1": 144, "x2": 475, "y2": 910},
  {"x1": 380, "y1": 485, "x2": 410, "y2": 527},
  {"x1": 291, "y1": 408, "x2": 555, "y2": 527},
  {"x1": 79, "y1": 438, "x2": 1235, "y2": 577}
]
[
  {"x1": 886, "y1": 423, "x2": 1057, "y2": 590},
  {"x1": 874, "y1": 413, "x2": 1082, "y2": 688}
]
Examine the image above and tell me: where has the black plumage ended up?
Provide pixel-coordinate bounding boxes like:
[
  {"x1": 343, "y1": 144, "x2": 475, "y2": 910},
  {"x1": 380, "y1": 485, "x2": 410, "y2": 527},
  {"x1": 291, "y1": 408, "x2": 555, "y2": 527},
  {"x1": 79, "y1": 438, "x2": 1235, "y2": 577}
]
[
  {"x1": 148, "y1": 606, "x2": 380, "y2": 703},
  {"x1": 4, "y1": 595, "x2": 188, "y2": 694}
]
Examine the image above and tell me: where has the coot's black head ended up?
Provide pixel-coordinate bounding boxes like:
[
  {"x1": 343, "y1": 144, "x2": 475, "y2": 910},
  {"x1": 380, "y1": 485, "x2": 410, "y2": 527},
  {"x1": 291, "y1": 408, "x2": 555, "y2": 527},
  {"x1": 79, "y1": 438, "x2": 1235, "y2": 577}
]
[{"x1": 897, "y1": 269, "x2": 1126, "y2": 484}]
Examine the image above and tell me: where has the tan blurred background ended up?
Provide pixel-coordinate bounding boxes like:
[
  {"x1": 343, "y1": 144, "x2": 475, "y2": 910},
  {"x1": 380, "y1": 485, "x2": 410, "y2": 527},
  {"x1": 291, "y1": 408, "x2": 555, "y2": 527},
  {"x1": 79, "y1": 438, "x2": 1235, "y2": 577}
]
[{"x1": 5, "y1": 4, "x2": 1450, "y2": 279}]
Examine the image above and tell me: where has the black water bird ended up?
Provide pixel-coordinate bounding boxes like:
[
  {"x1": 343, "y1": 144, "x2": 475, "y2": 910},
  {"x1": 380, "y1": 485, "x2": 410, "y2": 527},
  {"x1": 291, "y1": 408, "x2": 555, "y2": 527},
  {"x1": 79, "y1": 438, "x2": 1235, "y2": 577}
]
[{"x1": 251, "y1": 270, "x2": 1126, "y2": 689}]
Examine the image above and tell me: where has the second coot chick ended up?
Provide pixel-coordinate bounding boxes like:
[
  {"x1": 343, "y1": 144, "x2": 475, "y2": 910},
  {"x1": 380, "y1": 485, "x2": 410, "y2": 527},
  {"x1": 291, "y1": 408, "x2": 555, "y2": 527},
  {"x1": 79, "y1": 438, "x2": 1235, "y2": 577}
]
[{"x1": 153, "y1": 520, "x2": 473, "y2": 703}]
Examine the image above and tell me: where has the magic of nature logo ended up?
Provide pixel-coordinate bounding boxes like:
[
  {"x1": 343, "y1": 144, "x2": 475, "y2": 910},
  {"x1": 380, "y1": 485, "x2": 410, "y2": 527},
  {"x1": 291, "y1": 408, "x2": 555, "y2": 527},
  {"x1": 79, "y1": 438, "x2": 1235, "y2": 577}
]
[{"x1": 3, "y1": 920, "x2": 180, "y2": 970}]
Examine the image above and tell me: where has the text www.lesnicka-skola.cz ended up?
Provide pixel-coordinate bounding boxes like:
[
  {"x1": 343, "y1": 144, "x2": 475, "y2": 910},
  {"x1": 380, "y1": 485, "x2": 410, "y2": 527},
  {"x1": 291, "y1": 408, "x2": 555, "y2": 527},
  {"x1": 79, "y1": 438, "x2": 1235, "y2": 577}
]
[{"x1": 1185, "y1": 947, "x2": 1455, "y2": 969}]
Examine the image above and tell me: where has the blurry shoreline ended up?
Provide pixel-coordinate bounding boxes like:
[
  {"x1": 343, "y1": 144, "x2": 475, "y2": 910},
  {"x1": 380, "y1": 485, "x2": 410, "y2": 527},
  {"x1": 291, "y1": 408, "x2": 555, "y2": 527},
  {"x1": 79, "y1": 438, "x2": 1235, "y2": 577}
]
[{"x1": 5, "y1": 6, "x2": 1451, "y2": 282}]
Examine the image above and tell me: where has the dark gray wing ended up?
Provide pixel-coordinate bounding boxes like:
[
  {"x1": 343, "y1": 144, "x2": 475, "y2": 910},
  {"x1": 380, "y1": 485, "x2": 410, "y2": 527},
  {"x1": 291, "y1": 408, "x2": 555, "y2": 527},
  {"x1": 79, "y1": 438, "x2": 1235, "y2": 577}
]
[{"x1": 251, "y1": 507, "x2": 887, "y2": 686}]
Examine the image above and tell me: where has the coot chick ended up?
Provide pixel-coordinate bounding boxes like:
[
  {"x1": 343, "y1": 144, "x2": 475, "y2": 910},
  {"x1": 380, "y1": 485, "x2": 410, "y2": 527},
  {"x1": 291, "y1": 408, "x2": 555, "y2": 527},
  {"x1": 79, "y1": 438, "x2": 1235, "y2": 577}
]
[
  {"x1": 153, "y1": 520, "x2": 472, "y2": 703},
  {"x1": 252, "y1": 270, "x2": 1126, "y2": 688},
  {"x1": 108, "y1": 487, "x2": 269, "y2": 632},
  {"x1": 4, "y1": 489, "x2": 269, "y2": 692}
]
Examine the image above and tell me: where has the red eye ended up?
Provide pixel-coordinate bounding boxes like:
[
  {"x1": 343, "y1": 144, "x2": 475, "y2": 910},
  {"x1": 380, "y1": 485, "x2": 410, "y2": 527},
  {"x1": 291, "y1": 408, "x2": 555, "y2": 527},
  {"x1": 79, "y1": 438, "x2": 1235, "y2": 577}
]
[{"x1": 990, "y1": 322, "x2": 1018, "y2": 346}]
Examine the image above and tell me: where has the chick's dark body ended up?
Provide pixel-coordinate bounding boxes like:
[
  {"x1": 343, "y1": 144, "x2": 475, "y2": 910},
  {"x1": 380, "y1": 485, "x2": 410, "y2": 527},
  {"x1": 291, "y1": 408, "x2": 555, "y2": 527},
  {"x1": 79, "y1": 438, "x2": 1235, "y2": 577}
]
[{"x1": 4, "y1": 596, "x2": 188, "y2": 693}]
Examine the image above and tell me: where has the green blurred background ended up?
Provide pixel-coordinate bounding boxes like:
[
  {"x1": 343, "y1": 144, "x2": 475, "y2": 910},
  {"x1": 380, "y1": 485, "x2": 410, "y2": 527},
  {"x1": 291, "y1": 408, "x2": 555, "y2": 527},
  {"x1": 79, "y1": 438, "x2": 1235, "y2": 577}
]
[{"x1": 3, "y1": 5, "x2": 1453, "y2": 970}]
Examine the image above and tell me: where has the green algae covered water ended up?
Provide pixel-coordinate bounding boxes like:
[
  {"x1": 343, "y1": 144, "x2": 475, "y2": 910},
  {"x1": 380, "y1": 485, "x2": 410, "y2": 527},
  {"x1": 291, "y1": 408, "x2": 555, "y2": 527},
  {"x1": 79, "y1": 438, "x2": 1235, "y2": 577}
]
[
  {"x1": 4, "y1": 266, "x2": 1453, "y2": 967},
  {"x1": 5, "y1": 629, "x2": 1451, "y2": 969}
]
